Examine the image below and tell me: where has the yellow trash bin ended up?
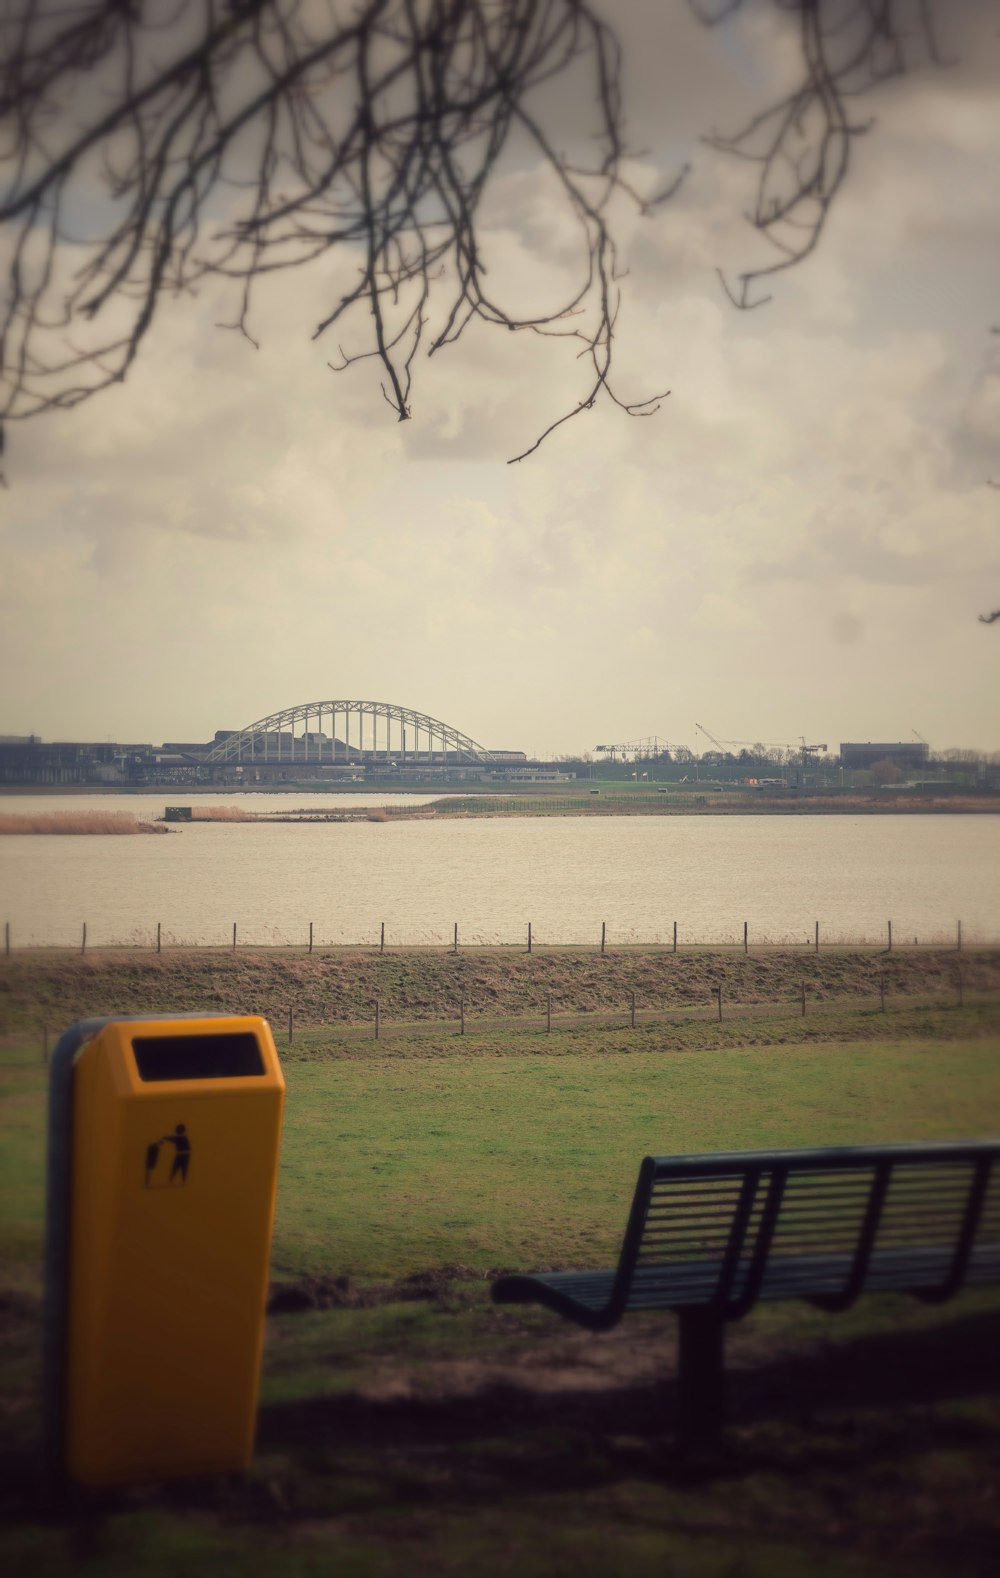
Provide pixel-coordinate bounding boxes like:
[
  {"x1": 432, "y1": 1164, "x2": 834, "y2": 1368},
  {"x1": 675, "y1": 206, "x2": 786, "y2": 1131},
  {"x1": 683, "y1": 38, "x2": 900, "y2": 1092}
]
[{"x1": 45, "y1": 1015, "x2": 285, "y2": 1487}]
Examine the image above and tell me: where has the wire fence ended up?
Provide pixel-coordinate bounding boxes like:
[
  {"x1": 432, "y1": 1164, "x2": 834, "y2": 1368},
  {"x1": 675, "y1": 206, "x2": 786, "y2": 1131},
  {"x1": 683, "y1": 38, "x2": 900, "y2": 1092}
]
[
  {"x1": 287, "y1": 981, "x2": 996, "y2": 1046},
  {"x1": 2, "y1": 917, "x2": 991, "y2": 955},
  {"x1": 5, "y1": 978, "x2": 997, "y2": 1068}
]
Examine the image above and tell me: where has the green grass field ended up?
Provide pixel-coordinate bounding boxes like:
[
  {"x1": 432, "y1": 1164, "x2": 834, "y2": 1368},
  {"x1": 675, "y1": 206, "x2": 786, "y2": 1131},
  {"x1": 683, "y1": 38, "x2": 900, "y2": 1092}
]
[
  {"x1": 4, "y1": 1010, "x2": 1000, "y2": 1287},
  {"x1": 272, "y1": 1020, "x2": 1000, "y2": 1279},
  {"x1": 2, "y1": 1010, "x2": 1000, "y2": 1577}
]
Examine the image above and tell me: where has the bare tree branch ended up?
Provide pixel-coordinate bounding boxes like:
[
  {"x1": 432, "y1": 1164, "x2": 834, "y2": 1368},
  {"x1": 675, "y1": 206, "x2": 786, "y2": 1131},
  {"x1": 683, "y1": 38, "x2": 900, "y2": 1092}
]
[
  {"x1": 0, "y1": 0, "x2": 681, "y2": 467},
  {"x1": 693, "y1": 1, "x2": 940, "y2": 310}
]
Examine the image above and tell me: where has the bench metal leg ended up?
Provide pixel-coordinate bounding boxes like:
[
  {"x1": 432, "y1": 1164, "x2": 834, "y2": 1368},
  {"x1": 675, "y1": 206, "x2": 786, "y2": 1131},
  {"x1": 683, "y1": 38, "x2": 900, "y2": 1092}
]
[{"x1": 677, "y1": 1308, "x2": 725, "y2": 1447}]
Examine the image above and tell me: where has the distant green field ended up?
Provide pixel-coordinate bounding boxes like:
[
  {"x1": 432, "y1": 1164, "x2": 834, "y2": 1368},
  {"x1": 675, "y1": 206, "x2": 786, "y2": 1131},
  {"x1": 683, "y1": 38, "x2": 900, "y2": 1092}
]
[{"x1": 4, "y1": 1022, "x2": 1000, "y2": 1287}]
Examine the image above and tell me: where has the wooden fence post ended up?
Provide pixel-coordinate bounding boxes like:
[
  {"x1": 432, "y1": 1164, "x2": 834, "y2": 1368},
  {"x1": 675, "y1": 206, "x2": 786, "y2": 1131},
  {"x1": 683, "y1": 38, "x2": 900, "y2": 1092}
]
[
  {"x1": 232, "y1": 922, "x2": 237, "y2": 950},
  {"x1": 887, "y1": 920, "x2": 892, "y2": 952},
  {"x1": 673, "y1": 920, "x2": 677, "y2": 954},
  {"x1": 156, "y1": 922, "x2": 161, "y2": 955},
  {"x1": 528, "y1": 921, "x2": 532, "y2": 954},
  {"x1": 4, "y1": 922, "x2": 9, "y2": 956},
  {"x1": 81, "y1": 922, "x2": 87, "y2": 956},
  {"x1": 814, "y1": 921, "x2": 819, "y2": 954},
  {"x1": 601, "y1": 922, "x2": 606, "y2": 956},
  {"x1": 743, "y1": 921, "x2": 748, "y2": 954},
  {"x1": 380, "y1": 921, "x2": 385, "y2": 954},
  {"x1": 453, "y1": 922, "x2": 458, "y2": 955},
  {"x1": 309, "y1": 922, "x2": 314, "y2": 955},
  {"x1": 957, "y1": 919, "x2": 962, "y2": 952}
]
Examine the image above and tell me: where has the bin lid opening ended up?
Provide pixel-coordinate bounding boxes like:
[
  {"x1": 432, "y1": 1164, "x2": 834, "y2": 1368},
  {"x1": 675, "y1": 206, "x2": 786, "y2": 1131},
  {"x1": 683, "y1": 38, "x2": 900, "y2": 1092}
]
[{"x1": 131, "y1": 1032, "x2": 265, "y2": 1082}]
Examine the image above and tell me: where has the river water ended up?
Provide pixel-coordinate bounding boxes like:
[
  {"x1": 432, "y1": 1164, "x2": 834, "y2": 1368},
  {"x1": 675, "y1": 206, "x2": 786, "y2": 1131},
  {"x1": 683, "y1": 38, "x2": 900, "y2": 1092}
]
[{"x1": 1, "y1": 793, "x2": 998, "y2": 948}]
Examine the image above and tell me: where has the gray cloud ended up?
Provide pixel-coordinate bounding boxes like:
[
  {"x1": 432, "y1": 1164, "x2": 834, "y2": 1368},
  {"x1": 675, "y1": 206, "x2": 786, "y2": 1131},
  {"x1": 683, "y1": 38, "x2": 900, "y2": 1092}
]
[{"x1": 2, "y1": 4, "x2": 999, "y2": 749}]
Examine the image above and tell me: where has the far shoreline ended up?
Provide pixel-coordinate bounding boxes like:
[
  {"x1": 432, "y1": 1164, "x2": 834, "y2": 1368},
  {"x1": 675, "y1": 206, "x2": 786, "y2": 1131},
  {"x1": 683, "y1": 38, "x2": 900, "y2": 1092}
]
[{"x1": 3, "y1": 784, "x2": 1000, "y2": 816}]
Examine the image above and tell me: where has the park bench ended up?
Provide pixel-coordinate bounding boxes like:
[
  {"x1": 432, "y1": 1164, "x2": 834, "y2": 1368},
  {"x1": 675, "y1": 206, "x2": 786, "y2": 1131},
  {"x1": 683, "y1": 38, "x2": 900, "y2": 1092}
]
[{"x1": 491, "y1": 1141, "x2": 1000, "y2": 1443}]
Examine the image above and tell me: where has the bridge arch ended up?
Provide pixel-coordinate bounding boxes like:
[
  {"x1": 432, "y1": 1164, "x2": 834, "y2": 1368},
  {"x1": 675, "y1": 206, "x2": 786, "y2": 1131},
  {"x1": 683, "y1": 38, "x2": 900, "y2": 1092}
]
[{"x1": 204, "y1": 700, "x2": 493, "y2": 766}]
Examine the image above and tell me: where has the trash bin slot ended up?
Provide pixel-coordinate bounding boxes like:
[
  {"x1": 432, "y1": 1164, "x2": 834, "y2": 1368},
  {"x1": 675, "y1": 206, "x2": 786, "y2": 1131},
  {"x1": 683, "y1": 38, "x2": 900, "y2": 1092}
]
[{"x1": 132, "y1": 1032, "x2": 265, "y2": 1082}]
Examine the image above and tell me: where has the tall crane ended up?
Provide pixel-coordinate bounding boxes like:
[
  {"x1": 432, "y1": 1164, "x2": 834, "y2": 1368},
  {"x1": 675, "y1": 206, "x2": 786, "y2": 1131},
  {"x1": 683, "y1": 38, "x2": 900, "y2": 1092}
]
[
  {"x1": 694, "y1": 723, "x2": 727, "y2": 754},
  {"x1": 695, "y1": 725, "x2": 827, "y2": 764}
]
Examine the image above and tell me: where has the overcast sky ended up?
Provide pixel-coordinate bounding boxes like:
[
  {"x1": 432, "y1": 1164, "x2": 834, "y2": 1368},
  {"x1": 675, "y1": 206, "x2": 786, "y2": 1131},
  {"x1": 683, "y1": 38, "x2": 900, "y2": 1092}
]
[{"x1": 2, "y1": 0, "x2": 998, "y2": 757}]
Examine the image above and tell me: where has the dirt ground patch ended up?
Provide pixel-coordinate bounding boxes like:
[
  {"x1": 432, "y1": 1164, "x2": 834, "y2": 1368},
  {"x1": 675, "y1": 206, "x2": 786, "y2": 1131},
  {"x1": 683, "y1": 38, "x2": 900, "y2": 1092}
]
[{"x1": 266, "y1": 1265, "x2": 496, "y2": 1314}]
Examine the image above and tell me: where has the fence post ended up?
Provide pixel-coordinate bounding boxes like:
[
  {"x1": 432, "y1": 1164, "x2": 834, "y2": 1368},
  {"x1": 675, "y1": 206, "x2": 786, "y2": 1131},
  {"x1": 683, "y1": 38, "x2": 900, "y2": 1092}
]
[
  {"x1": 814, "y1": 921, "x2": 819, "y2": 955},
  {"x1": 232, "y1": 922, "x2": 237, "y2": 951},
  {"x1": 743, "y1": 921, "x2": 748, "y2": 954},
  {"x1": 957, "y1": 919, "x2": 962, "y2": 952},
  {"x1": 801, "y1": 981, "x2": 806, "y2": 1017},
  {"x1": 81, "y1": 922, "x2": 87, "y2": 956},
  {"x1": 887, "y1": 920, "x2": 892, "y2": 952},
  {"x1": 380, "y1": 921, "x2": 385, "y2": 954},
  {"x1": 375, "y1": 1001, "x2": 381, "y2": 1040},
  {"x1": 156, "y1": 921, "x2": 161, "y2": 955},
  {"x1": 547, "y1": 991, "x2": 552, "y2": 1033},
  {"x1": 309, "y1": 922, "x2": 314, "y2": 955},
  {"x1": 880, "y1": 973, "x2": 886, "y2": 1013},
  {"x1": 288, "y1": 1006, "x2": 294, "y2": 1044},
  {"x1": 528, "y1": 921, "x2": 532, "y2": 954},
  {"x1": 5, "y1": 921, "x2": 10, "y2": 955},
  {"x1": 453, "y1": 922, "x2": 458, "y2": 955},
  {"x1": 631, "y1": 992, "x2": 636, "y2": 1029},
  {"x1": 673, "y1": 920, "x2": 677, "y2": 954},
  {"x1": 601, "y1": 922, "x2": 606, "y2": 956}
]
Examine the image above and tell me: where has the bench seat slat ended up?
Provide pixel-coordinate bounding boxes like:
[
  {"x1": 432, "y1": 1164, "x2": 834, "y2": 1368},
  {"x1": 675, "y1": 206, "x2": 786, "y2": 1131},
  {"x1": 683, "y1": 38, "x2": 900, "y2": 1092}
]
[{"x1": 494, "y1": 1242, "x2": 1000, "y2": 1326}]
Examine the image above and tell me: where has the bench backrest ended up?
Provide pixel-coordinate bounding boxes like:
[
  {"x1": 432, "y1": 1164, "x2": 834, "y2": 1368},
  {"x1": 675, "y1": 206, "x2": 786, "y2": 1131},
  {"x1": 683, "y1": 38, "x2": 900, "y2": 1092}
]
[{"x1": 613, "y1": 1141, "x2": 1000, "y2": 1318}]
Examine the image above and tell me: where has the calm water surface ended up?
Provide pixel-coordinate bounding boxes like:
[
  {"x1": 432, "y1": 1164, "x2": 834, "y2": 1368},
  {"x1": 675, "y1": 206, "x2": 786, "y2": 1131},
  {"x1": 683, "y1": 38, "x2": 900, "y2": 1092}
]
[{"x1": 1, "y1": 793, "x2": 998, "y2": 948}]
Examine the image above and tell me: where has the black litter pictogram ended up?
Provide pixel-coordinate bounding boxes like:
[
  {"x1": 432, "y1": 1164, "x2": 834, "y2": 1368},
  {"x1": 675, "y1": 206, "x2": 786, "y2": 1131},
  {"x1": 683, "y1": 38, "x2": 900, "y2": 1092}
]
[{"x1": 144, "y1": 1124, "x2": 191, "y2": 1187}]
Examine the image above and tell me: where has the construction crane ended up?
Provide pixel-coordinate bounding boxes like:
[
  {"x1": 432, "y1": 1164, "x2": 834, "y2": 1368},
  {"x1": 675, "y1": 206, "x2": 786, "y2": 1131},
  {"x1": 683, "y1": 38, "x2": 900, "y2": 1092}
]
[
  {"x1": 595, "y1": 736, "x2": 677, "y2": 762},
  {"x1": 695, "y1": 725, "x2": 827, "y2": 764},
  {"x1": 694, "y1": 723, "x2": 727, "y2": 754}
]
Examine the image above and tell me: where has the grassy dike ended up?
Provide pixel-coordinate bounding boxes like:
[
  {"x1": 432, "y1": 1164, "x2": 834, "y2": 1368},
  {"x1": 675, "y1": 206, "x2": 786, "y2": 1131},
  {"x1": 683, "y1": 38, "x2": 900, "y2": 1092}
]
[
  {"x1": 2, "y1": 956, "x2": 1000, "y2": 1577},
  {"x1": 2, "y1": 944, "x2": 998, "y2": 1038}
]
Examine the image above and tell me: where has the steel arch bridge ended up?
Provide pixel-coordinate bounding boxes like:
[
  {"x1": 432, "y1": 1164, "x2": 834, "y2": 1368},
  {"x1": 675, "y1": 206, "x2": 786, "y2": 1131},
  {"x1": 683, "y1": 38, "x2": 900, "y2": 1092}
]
[{"x1": 203, "y1": 700, "x2": 493, "y2": 766}]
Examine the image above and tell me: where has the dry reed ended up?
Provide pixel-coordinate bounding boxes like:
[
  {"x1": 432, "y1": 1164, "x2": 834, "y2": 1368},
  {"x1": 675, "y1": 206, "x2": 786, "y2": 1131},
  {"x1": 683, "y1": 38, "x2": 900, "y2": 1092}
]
[{"x1": 0, "y1": 811, "x2": 168, "y2": 835}]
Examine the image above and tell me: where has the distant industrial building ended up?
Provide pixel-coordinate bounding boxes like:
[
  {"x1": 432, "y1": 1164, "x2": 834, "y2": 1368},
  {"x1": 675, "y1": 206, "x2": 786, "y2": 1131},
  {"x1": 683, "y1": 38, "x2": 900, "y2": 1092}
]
[
  {"x1": 0, "y1": 737, "x2": 156, "y2": 785},
  {"x1": 840, "y1": 742, "x2": 929, "y2": 770}
]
